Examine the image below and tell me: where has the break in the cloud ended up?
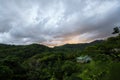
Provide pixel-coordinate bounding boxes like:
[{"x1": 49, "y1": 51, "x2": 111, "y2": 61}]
[{"x1": 0, "y1": 0, "x2": 120, "y2": 46}]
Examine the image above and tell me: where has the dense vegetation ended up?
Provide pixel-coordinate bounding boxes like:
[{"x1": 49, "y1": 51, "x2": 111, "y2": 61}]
[{"x1": 0, "y1": 31, "x2": 120, "y2": 80}]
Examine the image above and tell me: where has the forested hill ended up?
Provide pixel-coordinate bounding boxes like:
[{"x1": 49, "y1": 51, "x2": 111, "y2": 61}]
[
  {"x1": 0, "y1": 44, "x2": 51, "y2": 59},
  {"x1": 0, "y1": 35, "x2": 120, "y2": 80},
  {"x1": 54, "y1": 40, "x2": 103, "y2": 51},
  {"x1": 0, "y1": 40, "x2": 103, "y2": 59}
]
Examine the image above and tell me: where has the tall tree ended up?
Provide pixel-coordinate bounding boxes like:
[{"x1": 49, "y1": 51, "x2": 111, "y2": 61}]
[{"x1": 112, "y1": 27, "x2": 120, "y2": 35}]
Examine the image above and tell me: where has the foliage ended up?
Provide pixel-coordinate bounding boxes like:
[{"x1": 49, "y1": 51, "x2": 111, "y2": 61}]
[
  {"x1": 0, "y1": 35, "x2": 120, "y2": 80},
  {"x1": 112, "y1": 27, "x2": 120, "y2": 35}
]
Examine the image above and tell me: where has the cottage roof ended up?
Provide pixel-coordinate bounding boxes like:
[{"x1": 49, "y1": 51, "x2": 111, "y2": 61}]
[{"x1": 76, "y1": 55, "x2": 91, "y2": 60}]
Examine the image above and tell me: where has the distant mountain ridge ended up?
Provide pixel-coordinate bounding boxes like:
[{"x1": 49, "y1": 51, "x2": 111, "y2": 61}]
[
  {"x1": 54, "y1": 40, "x2": 104, "y2": 51},
  {"x1": 0, "y1": 40, "x2": 104, "y2": 53}
]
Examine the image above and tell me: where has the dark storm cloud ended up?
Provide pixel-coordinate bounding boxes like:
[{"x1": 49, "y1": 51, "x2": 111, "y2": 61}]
[{"x1": 0, "y1": 0, "x2": 120, "y2": 46}]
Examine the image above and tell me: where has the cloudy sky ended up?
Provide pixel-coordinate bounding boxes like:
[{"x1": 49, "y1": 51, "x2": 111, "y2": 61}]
[{"x1": 0, "y1": 0, "x2": 120, "y2": 46}]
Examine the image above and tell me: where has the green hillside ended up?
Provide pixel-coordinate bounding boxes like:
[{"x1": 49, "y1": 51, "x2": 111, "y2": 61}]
[{"x1": 0, "y1": 35, "x2": 120, "y2": 80}]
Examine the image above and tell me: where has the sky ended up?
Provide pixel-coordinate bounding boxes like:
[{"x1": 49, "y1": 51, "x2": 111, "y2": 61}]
[{"x1": 0, "y1": 0, "x2": 120, "y2": 47}]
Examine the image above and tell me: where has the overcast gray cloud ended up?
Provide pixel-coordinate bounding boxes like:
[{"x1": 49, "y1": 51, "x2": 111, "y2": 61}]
[{"x1": 0, "y1": 0, "x2": 120, "y2": 46}]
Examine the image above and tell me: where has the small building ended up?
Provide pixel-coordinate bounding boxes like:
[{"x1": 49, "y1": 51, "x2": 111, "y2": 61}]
[
  {"x1": 112, "y1": 48, "x2": 120, "y2": 52},
  {"x1": 76, "y1": 55, "x2": 92, "y2": 63}
]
